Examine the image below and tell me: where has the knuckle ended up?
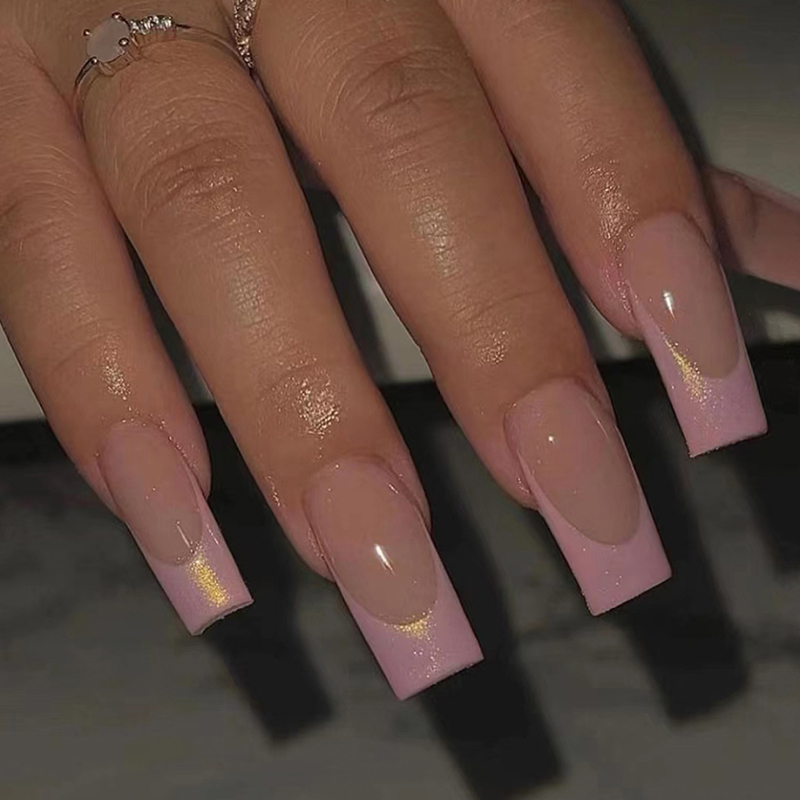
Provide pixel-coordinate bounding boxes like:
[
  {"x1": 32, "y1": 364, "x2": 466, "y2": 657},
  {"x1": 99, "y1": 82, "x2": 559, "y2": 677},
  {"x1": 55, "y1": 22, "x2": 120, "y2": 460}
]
[
  {"x1": 494, "y1": 0, "x2": 589, "y2": 40},
  {"x1": 131, "y1": 133, "x2": 252, "y2": 228},
  {"x1": 0, "y1": 183, "x2": 76, "y2": 288},
  {"x1": 326, "y1": 39, "x2": 470, "y2": 143},
  {"x1": 43, "y1": 320, "x2": 126, "y2": 390},
  {"x1": 447, "y1": 284, "x2": 541, "y2": 341},
  {"x1": 497, "y1": 0, "x2": 565, "y2": 39}
]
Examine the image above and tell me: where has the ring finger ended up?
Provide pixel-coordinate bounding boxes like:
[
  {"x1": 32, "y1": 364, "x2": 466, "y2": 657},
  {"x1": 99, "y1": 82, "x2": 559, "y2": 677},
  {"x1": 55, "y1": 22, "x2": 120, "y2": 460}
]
[{"x1": 246, "y1": 0, "x2": 671, "y2": 614}]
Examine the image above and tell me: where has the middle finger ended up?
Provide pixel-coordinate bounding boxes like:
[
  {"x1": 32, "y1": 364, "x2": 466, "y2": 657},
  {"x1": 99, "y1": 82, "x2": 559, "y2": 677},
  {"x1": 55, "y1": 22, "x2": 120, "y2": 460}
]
[
  {"x1": 250, "y1": 0, "x2": 671, "y2": 612},
  {"x1": 41, "y1": 1, "x2": 483, "y2": 696}
]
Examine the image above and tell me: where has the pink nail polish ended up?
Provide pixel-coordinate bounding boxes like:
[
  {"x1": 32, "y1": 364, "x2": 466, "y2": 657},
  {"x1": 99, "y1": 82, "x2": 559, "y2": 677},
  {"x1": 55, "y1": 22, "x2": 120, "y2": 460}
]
[
  {"x1": 506, "y1": 379, "x2": 671, "y2": 615},
  {"x1": 99, "y1": 422, "x2": 252, "y2": 634},
  {"x1": 623, "y1": 213, "x2": 767, "y2": 456},
  {"x1": 304, "y1": 459, "x2": 482, "y2": 699}
]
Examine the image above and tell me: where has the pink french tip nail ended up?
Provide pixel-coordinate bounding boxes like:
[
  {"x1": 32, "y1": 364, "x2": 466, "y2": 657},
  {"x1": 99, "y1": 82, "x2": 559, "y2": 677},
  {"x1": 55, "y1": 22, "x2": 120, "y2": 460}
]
[
  {"x1": 98, "y1": 422, "x2": 252, "y2": 634},
  {"x1": 304, "y1": 459, "x2": 482, "y2": 699},
  {"x1": 506, "y1": 379, "x2": 672, "y2": 615},
  {"x1": 623, "y1": 213, "x2": 767, "y2": 456}
]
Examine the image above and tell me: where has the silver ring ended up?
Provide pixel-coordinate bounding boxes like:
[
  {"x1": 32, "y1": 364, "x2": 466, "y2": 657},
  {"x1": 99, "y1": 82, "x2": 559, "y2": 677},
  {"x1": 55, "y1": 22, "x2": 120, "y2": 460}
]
[
  {"x1": 74, "y1": 12, "x2": 245, "y2": 119},
  {"x1": 231, "y1": 0, "x2": 260, "y2": 70}
]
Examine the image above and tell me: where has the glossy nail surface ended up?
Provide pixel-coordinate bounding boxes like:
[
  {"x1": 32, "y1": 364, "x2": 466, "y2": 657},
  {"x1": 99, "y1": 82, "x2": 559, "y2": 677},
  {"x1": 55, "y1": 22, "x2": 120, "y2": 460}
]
[
  {"x1": 623, "y1": 213, "x2": 766, "y2": 455},
  {"x1": 305, "y1": 459, "x2": 482, "y2": 698},
  {"x1": 99, "y1": 422, "x2": 252, "y2": 634},
  {"x1": 506, "y1": 380, "x2": 671, "y2": 615}
]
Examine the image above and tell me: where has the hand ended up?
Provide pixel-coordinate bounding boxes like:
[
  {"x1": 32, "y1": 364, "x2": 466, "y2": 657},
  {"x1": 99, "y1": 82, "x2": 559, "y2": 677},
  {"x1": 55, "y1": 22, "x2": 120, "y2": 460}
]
[{"x1": 0, "y1": 0, "x2": 796, "y2": 698}]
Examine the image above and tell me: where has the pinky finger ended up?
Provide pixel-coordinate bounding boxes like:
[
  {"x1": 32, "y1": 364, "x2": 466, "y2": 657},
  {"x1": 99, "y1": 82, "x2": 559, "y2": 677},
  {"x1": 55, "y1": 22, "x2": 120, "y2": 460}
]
[{"x1": 711, "y1": 168, "x2": 800, "y2": 292}]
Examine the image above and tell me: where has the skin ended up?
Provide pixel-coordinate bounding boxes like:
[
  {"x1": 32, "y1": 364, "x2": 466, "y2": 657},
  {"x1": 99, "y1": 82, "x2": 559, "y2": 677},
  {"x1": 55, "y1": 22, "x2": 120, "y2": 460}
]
[{"x1": 0, "y1": 0, "x2": 797, "y2": 586}]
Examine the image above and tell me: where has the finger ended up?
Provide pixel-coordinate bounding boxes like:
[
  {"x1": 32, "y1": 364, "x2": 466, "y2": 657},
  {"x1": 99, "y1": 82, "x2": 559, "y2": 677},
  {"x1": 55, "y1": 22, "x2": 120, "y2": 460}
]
[
  {"x1": 711, "y1": 168, "x2": 800, "y2": 291},
  {"x1": 248, "y1": 0, "x2": 671, "y2": 614},
  {"x1": 0, "y1": 32, "x2": 250, "y2": 633},
  {"x1": 70, "y1": 9, "x2": 481, "y2": 697},
  {"x1": 438, "y1": 0, "x2": 767, "y2": 456}
]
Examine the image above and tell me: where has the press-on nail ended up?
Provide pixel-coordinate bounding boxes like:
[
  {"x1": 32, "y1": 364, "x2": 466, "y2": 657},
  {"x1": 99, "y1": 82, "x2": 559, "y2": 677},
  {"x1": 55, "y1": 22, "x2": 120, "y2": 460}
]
[
  {"x1": 304, "y1": 459, "x2": 482, "y2": 699},
  {"x1": 623, "y1": 213, "x2": 766, "y2": 455},
  {"x1": 506, "y1": 379, "x2": 671, "y2": 614},
  {"x1": 99, "y1": 422, "x2": 252, "y2": 634}
]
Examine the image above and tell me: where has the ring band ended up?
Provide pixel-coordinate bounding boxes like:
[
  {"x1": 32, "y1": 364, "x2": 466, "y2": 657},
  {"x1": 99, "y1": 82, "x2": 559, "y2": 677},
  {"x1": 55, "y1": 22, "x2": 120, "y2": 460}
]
[
  {"x1": 74, "y1": 12, "x2": 245, "y2": 119},
  {"x1": 231, "y1": 0, "x2": 260, "y2": 70}
]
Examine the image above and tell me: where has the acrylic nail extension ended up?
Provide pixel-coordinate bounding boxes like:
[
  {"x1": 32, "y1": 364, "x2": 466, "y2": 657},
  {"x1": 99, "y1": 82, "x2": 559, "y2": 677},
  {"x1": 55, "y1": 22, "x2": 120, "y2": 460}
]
[
  {"x1": 304, "y1": 459, "x2": 482, "y2": 699},
  {"x1": 98, "y1": 422, "x2": 252, "y2": 634},
  {"x1": 623, "y1": 213, "x2": 766, "y2": 456},
  {"x1": 506, "y1": 379, "x2": 671, "y2": 615}
]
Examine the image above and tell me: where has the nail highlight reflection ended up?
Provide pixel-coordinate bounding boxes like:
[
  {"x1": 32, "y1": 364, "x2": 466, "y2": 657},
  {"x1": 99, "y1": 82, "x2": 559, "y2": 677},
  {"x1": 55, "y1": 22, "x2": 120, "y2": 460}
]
[
  {"x1": 623, "y1": 213, "x2": 766, "y2": 455},
  {"x1": 304, "y1": 458, "x2": 482, "y2": 698},
  {"x1": 98, "y1": 422, "x2": 252, "y2": 633},
  {"x1": 506, "y1": 380, "x2": 671, "y2": 614}
]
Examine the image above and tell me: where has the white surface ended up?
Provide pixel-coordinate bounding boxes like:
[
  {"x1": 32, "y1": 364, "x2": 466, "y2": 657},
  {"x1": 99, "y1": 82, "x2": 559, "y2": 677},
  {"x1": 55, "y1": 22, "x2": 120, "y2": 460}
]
[{"x1": 0, "y1": 0, "x2": 797, "y2": 420}]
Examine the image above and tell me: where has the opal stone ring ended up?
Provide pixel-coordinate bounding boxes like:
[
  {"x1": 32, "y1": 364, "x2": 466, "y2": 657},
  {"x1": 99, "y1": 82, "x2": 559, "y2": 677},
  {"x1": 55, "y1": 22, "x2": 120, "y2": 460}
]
[{"x1": 74, "y1": 12, "x2": 245, "y2": 118}]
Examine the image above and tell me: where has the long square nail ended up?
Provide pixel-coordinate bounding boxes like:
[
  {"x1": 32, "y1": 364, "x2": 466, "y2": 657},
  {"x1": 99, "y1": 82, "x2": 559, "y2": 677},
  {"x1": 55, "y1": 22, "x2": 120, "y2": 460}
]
[
  {"x1": 99, "y1": 422, "x2": 252, "y2": 634},
  {"x1": 623, "y1": 213, "x2": 766, "y2": 455},
  {"x1": 304, "y1": 459, "x2": 482, "y2": 699},
  {"x1": 506, "y1": 379, "x2": 671, "y2": 615}
]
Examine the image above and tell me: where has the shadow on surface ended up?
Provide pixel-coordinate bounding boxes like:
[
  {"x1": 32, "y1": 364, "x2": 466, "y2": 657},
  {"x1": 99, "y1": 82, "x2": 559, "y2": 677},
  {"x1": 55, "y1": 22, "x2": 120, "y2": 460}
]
[
  {"x1": 199, "y1": 406, "x2": 333, "y2": 742},
  {"x1": 388, "y1": 384, "x2": 562, "y2": 800},
  {"x1": 605, "y1": 360, "x2": 750, "y2": 720},
  {"x1": 727, "y1": 344, "x2": 800, "y2": 573}
]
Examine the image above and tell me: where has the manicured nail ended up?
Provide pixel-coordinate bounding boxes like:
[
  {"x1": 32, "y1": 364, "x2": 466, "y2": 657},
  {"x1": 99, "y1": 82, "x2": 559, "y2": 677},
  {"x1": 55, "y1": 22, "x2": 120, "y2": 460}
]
[
  {"x1": 506, "y1": 379, "x2": 671, "y2": 615},
  {"x1": 98, "y1": 422, "x2": 252, "y2": 634},
  {"x1": 304, "y1": 459, "x2": 482, "y2": 699},
  {"x1": 623, "y1": 213, "x2": 766, "y2": 456}
]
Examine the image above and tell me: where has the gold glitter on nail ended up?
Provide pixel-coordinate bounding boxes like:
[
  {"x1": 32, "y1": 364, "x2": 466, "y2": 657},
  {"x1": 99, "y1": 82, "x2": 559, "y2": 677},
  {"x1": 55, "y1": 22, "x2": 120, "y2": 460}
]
[
  {"x1": 188, "y1": 546, "x2": 230, "y2": 608},
  {"x1": 666, "y1": 338, "x2": 709, "y2": 402},
  {"x1": 397, "y1": 611, "x2": 433, "y2": 640},
  {"x1": 399, "y1": 611, "x2": 444, "y2": 680}
]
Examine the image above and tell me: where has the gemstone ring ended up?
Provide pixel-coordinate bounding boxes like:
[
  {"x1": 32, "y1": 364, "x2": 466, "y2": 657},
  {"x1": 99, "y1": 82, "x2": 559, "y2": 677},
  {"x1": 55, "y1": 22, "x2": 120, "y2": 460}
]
[{"x1": 74, "y1": 12, "x2": 246, "y2": 120}]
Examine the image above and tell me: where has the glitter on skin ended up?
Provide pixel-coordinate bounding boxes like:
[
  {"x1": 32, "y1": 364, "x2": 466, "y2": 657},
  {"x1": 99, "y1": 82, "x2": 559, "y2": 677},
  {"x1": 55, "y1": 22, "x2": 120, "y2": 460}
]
[
  {"x1": 263, "y1": 364, "x2": 343, "y2": 441},
  {"x1": 99, "y1": 336, "x2": 130, "y2": 400},
  {"x1": 580, "y1": 160, "x2": 632, "y2": 245},
  {"x1": 476, "y1": 327, "x2": 509, "y2": 366},
  {"x1": 295, "y1": 374, "x2": 341, "y2": 438},
  {"x1": 188, "y1": 545, "x2": 230, "y2": 608}
]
